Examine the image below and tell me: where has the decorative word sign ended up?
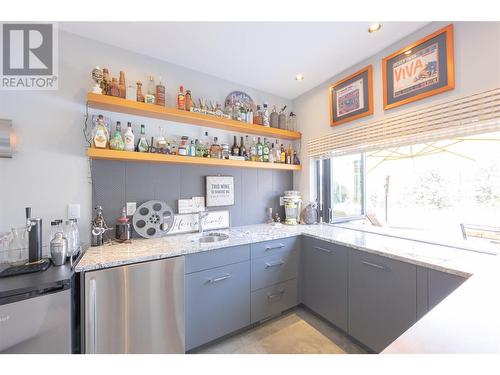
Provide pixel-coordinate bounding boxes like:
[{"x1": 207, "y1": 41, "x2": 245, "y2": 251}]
[
  {"x1": 167, "y1": 210, "x2": 230, "y2": 235},
  {"x1": 206, "y1": 175, "x2": 234, "y2": 207}
]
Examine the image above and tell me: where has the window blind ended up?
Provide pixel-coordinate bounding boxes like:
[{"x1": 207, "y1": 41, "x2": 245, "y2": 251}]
[{"x1": 307, "y1": 87, "x2": 500, "y2": 159}]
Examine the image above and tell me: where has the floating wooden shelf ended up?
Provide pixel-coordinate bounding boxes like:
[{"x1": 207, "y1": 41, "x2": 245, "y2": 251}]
[
  {"x1": 87, "y1": 93, "x2": 302, "y2": 141},
  {"x1": 87, "y1": 148, "x2": 302, "y2": 171}
]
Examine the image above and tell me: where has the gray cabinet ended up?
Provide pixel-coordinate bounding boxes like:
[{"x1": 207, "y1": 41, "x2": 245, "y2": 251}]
[
  {"x1": 301, "y1": 236, "x2": 348, "y2": 332},
  {"x1": 185, "y1": 260, "x2": 250, "y2": 351},
  {"x1": 348, "y1": 250, "x2": 416, "y2": 353},
  {"x1": 428, "y1": 268, "x2": 466, "y2": 311},
  {"x1": 416, "y1": 266, "x2": 466, "y2": 319}
]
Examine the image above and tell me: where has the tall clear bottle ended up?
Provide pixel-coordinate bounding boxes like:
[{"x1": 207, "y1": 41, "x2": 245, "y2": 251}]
[
  {"x1": 262, "y1": 103, "x2": 270, "y2": 127},
  {"x1": 124, "y1": 122, "x2": 135, "y2": 151}
]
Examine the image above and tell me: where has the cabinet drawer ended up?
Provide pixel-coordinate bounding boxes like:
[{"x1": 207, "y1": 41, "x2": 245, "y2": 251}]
[
  {"x1": 185, "y1": 261, "x2": 250, "y2": 350},
  {"x1": 185, "y1": 244, "x2": 250, "y2": 274},
  {"x1": 250, "y1": 236, "x2": 298, "y2": 259},
  {"x1": 251, "y1": 279, "x2": 298, "y2": 323},
  {"x1": 251, "y1": 248, "x2": 299, "y2": 291}
]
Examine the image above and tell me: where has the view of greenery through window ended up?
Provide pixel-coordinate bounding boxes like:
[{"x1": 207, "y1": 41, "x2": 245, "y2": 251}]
[{"x1": 365, "y1": 132, "x2": 500, "y2": 244}]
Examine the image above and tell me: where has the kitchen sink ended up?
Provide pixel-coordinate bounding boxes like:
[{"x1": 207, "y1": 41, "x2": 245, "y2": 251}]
[{"x1": 199, "y1": 232, "x2": 229, "y2": 243}]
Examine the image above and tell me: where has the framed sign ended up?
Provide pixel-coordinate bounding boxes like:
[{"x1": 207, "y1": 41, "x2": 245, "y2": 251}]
[
  {"x1": 206, "y1": 175, "x2": 234, "y2": 207},
  {"x1": 329, "y1": 65, "x2": 373, "y2": 127},
  {"x1": 167, "y1": 210, "x2": 230, "y2": 235},
  {"x1": 383, "y1": 24, "x2": 454, "y2": 110}
]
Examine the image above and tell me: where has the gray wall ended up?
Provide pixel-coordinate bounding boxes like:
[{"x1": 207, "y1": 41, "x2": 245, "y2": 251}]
[
  {"x1": 0, "y1": 29, "x2": 292, "y2": 249},
  {"x1": 293, "y1": 21, "x2": 500, "y2": 201},
  {"x1": 92, "y1": 160, "x2": 292, "y2": 232}
]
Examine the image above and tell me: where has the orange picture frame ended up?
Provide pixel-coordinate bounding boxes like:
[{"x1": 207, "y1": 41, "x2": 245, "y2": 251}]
[
  {"x1": 382, "y1": 24, "x2": 455, "y2": 110},
  {"x1": 329, "y1": 65, "x2": 373, "y2": 127}
]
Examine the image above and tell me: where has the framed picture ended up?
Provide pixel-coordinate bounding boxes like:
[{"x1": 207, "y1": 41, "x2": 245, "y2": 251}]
[
  {"x1": 206, "y1": 175, "x2": 234, "y2": 207},
  {"x1": 382, "y1": 24, "x2": 455, "y2": 110},
  {"x1": 329, "y1": 65, "x2": 373, "y2": 127}
]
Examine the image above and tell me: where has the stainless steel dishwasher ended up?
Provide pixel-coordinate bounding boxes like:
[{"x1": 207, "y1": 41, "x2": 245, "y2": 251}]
[{"x1": 84, "y1": 256, "x2": 184, "y2": 354}]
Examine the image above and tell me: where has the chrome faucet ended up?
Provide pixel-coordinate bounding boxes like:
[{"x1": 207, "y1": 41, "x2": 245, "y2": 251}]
[{"x1": 198, "y1": 210, "x2": 209, "y2": 235}]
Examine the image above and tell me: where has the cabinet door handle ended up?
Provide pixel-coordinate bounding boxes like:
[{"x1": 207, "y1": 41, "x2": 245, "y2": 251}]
[
  {"x1": 207, "y1": 274, "x2": 231, "y2": 284},
  {"x1": 89, "y1": 278, "x2": 97, "y2": 354},
  {"x1": 361, "y1": 260, "x2": 387, "y2": 271},
  {"x1": 265, "y1": 243, "x2": 285, "y2": 251},
  {"x1": 314, "y1": 246, "x2": 332, "y2": 253},
  {"x1": 267, "y1": 289, "x2": 285, "y2": 299},
  {"x1": 265, "y1": 260, "x2": 285, "y2": 268}
]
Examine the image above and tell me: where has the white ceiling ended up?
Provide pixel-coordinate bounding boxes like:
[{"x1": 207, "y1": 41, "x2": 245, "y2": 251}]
[{"x1": 60, "y1": 22, "x2": 428, "y2": 99}]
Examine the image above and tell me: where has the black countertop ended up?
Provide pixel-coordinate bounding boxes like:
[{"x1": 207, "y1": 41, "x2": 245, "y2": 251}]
[{"x1": 0, "y1": 261, "x2": 74, "y2": 300}]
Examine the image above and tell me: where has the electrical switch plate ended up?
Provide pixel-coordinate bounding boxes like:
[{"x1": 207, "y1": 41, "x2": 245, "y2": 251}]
[
  {"x1": 126, "y1": 202, "x2": 137, "y2": 216},
  {"x1": 68, "y1": 203, "x2": 81, "y2": 219}
]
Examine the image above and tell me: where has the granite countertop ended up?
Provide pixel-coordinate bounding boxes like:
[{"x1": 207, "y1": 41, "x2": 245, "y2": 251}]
[{"x1": 75, "y1": 223, "x2": 483, "y2": 277}]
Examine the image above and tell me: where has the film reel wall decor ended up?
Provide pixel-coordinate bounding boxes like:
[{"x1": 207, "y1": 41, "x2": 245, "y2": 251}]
[{"x1": 132, "y1": 200, "x2": 175, "y2": 239}]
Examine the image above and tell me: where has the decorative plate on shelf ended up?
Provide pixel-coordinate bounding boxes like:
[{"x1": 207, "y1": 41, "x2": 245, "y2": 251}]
[{"x1": 224, "y1": 91, "x2": 256, "y2": 111}]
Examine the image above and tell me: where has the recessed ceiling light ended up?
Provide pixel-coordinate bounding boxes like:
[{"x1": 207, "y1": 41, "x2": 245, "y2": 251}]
[
  {"x1": 295, "y1": 74, "x2": 304, "y2": 81},
  {"x1": 368, "y1": 23, "x2": 382, "y2": 33}
]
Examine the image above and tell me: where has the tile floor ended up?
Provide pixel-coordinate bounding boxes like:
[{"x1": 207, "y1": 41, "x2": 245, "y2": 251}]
[{"x1": 193, "y1": 307, "x2": 367, "y2": 354}]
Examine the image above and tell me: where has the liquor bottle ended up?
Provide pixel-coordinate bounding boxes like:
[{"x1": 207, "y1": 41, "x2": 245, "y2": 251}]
[
  {"x1": 136, "y1": 81, "x2": 145, "y2": 103},
  {"x1": 280, "y1": 144, "x2": 286, "y2": 163},
  {"x1": 109, "y1": 121, "x2": 125, "y2": 151},
  {"x1": 101, "y1": 68, "x2": 110, "y2": 95},
  {"x1": 202, "y1": 131, "x2": 210, "y2": 157},
  {"x1": 232, "y1": 136, "x2": 239, "y2": 156},
  {"x1": 177, "y1": 85, "x2": 185, "y2": 110},
  {"x1": 239, "y1": 136, "x2": 246, "y2": 158},
  {"x1": 274, "y1": 139, "x2": 281, "y2": 162},
  {"x1": 253, "y1": 105, "x2": 262, "y2": 125},
  {"x1": 124, "y1": 122, "x2": 135, "y2": 151},
  {"x1": 136, "y1": 124, "x2": 149, "y2": 152},
  {"x1": 156, "y1": 78, "x2": 166, "y2": 106},
  {"x1": 119, "y1": 71, "x2": 126, "y2": 99},
  {"x1": 269, "y1": 143, "x2": 276, "y2": 163},
  {"x1": 250, "y1": 137, "x2": 257, "y2": 161},
  {"x1": 110, "y1": 78, "x2": 120, "y2": 97},
  {"x1": 210, "y1": 137, "x2": 221, "y2": 159},
  {"x1": 256, "y1": 137, "x2": 263, "y2": 162},
  {"x1": 93, "y1": 114, "x2": 109, "y2": 149},
  {"x1": 287, "y1": 144, "x2": 293, "y2": 164},
  {"x1": 293, "y1": 151, "x2": 300, "y2": 165},
  {"x1": 189, "y1": 140, "x2": 196, "y2": 156},
  {"x1": 262, "y1": 138, "x2": 270, "y2": 162},
  {"x1": 262, "y1": 103, "x2": 270, "y2": 127},
  {"x1": 145, "y1": 76, "x2": 155, "y2": 104},
  {"x1": 270, "y1": 106, "x2": 279, "y2": 128},
  {"x1": 185, "y1": 89, "x2": 193, "y2": 111},
  {"x1": 246, "y1": 108, "x2": 253, "y2": 124}
]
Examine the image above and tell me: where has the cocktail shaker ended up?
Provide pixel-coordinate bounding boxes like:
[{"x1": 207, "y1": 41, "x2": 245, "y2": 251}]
[{"x1": 50, "y1": 232, "x2": 67, "y2": 266}]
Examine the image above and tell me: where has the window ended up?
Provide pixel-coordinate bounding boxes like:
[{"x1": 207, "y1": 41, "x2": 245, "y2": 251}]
[
  {"x1": 316, "y1": 153, "x2": 364, "y2": 222},
  {"x1": 316, "y1": 131, "x2": 500, "y2": 248}
]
